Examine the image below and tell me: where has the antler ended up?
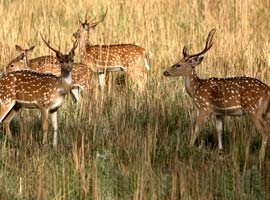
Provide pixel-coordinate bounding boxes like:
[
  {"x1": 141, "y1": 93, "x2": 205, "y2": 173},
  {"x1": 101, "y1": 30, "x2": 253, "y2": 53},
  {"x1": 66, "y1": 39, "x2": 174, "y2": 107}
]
[
  {"x1": 40, "y1": 33, "x2": 61, "y2": 55},
  {"x1": 89, "y1": 8, "x2": 108, "y2": 28},
  {"x1": 78, "y1": 4, "x2": 93, "y2": 24},
  {"x1": 183, "y1": 29, "x2": 216, "y2": 59},
  {"x1": 69, "y1": 38, "x2": 78, "y2": 54}
]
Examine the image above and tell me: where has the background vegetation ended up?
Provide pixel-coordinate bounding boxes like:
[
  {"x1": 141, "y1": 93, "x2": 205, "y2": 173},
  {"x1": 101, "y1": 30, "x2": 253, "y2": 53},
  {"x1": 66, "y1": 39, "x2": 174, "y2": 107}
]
[{"x1": 0, "y1": 0, "x2": 270, "y2": 199}]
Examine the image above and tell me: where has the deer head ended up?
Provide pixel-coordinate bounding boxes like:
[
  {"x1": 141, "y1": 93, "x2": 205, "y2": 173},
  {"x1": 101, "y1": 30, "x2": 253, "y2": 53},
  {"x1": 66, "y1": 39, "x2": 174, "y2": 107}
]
[
  {"x1": 6, "y1": 45, "x2": 35, "y2": 71},
  {"x1": 40, "y1": 34, "x2": 78, "y2": 74},
  {"x1": 73, "y1": 9, "x2": 108, "y2": 39},
  {"x1": 163, "y1": 29, "x2": 216, "y2": 77}
]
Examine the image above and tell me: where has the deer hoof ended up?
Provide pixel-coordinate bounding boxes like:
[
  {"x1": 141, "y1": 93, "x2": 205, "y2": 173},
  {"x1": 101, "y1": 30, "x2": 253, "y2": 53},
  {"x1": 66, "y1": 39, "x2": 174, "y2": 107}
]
[{"x1": 218, "y1": 149, "x2": 224, "y2": 156}]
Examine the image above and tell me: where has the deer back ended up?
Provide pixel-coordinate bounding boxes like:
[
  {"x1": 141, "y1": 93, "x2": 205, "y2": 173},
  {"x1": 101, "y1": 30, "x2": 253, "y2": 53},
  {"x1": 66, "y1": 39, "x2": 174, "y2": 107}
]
[{"x1": 85, "y1": 44, "x2": 146, "y2": 68}]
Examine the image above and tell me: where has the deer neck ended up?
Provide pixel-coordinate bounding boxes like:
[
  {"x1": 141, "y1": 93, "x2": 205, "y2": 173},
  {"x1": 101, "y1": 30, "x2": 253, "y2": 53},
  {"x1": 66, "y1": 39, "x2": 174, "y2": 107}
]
[
  {"x1": 79, "y1": 30, "x2": 90, "y2": 62},
  {"x1": 61, "y1": 70, "x2": 72, "y2": 93},
  {"x1": 183, "y1": 69, "x2": 201, "y2": 97}
]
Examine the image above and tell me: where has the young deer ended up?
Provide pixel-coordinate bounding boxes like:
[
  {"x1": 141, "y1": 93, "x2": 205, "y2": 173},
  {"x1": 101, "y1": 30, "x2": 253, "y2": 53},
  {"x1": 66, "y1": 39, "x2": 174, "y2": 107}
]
[
  {"x1": 73, "y1": 10, "x2": 150, "y2": 90},
  {"x1": 164, "y1": 29, "x2": 270, "y2": 165},
  {"x1": 6, "y1": 45, "x2": 36, "y2": 69},
  {"x1": 7, "y1": 51, "x2": 58, "y2": 74},
  {"x1": 0, "y1": 36, "x2": 78, "y2": 147}
]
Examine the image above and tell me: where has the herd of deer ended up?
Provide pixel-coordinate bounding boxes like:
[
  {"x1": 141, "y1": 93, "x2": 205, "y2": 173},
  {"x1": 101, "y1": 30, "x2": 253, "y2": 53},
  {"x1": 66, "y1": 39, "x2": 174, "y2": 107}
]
[{"x1": 0, "y1": 11, "x2": 269, "y2": 166}]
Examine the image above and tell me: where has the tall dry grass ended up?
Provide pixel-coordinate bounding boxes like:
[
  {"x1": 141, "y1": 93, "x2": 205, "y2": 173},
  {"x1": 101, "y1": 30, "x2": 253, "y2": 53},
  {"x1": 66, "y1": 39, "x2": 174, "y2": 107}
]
[{"x1": 0, "y1": 0, "x2": 270, "y2": 199}]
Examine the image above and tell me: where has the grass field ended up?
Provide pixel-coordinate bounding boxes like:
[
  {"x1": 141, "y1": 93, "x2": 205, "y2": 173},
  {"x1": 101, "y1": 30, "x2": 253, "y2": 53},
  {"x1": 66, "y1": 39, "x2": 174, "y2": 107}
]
[{"x1": 0, "y1": 0, "x2": 270, "y2": 199}]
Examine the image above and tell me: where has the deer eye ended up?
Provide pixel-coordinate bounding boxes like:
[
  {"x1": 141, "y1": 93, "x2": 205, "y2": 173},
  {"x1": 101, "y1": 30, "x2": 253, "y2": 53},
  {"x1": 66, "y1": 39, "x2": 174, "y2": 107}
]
[{"x1": 10, "y1": 64, "x2": 14, "y2": 67}]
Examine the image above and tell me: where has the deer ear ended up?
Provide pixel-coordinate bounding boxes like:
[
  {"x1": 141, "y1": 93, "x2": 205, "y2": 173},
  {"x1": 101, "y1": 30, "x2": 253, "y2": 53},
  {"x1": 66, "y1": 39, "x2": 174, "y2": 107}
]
[
  {"x1": 15, "y1": 45, "x2": 24, "y2": 52},
  {"x1": 28, "y1": 46, "x2": 35, "y2": 52},
  {"x1": 189, "y1": 56, "x2": 204, "y2": 67},
  {"x1": 18, "y1": 53, "x2": 25, "y2": 61}
]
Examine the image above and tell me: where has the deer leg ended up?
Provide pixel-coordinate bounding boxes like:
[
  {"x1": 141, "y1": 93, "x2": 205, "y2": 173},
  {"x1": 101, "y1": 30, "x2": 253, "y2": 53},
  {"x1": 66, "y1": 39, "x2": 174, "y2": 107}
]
[
  {"x1": 50, "y1": 110, "x2": 58, "y2": 148},
  {"x1": 216, "y1": 115, "x2": 224, "y2": 151},
  {"x1": 41, "y1": 108, "x2": 49, "y2": 145},
  {"x1": 3, "y1": 107, "x2": 19, "y2": 139},
  {"x1": 249, "y1": 114, "x2": 268, "y2": 167},
  {"x1": 190, "y1": 110, "x2": 207, "y2": 147},
  {"x1": 144, "y1": 57, "x2": 150, "y2": 71},
  {"x1": 0, "y1": 101, "x2": 16, "y2": 138},
  {"x1": 98, "y1": 73, "x2": 106, "y2": 88},
  {"x1": 0, "y1": 101, "x2": 16, "y2": 123},
  {"x1": 263, "y1": 106, "x2": 270, "y2": 127},
  {"x1": 71, "y1": 87, "x2": 80, "y2": 103}
]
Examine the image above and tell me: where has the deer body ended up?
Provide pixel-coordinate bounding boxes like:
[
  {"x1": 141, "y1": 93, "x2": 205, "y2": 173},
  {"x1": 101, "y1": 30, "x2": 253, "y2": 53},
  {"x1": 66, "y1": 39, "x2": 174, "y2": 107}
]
[
  {"x1": 164, "y1": 29, "x2": 270, "y2": 166},
  {"x1": 81, "y1": 44, "x2": 148, "y2": 70},
  {"x1": 0, "y1": 70, "x2": 70, "y2": 146},
  {"x1": 0, "y1": 70, "x2": 67, "y2": 107},
  {"x1": 185, "y1": 73, "x2": 270, "y2": 116},
  {"x1": 1, "y1": 36, "x2": 78, "y2": 146},
  {"x1": 73, "y1": 11, "x2": 149, "y2": 90}
]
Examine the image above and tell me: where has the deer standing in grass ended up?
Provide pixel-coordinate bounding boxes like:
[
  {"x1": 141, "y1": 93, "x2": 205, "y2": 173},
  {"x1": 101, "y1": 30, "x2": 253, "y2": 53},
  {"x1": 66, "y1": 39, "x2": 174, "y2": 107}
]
[
  {"x1": 73, "y1": 10, "x2": 150, "y2": 91},
  {"x1": 7, "y1": 44, "x2": 122, "y2": 102},
  {"x1": 0, "y1": 36, "x2": 78, "y2": 147},
  {"x1": 164, "y1": 29, "x2": 270, "y2": 166}
]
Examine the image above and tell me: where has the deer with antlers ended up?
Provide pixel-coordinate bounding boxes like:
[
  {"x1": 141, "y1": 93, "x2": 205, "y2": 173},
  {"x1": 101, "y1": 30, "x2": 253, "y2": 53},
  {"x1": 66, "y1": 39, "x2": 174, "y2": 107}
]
[
  {"x1": 73, "y1": 10, "x2": 150, "y2": 91},
  {"x1": 6, "y1": 43, "x2": 124, "y2": 101},
  {"x1": 0, "y1": 35, "x2": 78, "y2": 147},
  {"x1": 164, "y1": 29, "x2": 270, "y2": 165}
]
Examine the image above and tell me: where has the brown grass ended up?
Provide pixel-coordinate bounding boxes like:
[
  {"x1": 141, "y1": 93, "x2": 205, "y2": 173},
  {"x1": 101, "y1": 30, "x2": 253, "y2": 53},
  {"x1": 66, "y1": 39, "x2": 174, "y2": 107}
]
[{"x1": 0, "y1": 0, "x2": 270, "y2": 199}]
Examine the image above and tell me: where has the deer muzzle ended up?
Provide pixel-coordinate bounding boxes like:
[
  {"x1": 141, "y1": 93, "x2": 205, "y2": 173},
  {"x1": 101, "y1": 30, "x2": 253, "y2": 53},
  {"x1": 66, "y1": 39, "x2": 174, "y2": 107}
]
[{"x1": 163, "y1": 71, "x2": 170, "y2": 76}]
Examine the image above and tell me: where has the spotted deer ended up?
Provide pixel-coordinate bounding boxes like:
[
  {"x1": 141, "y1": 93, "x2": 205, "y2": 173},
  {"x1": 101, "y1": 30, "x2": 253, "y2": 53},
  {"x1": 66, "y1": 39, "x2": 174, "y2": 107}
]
[
  {"x1": 73, "y1": 10, "x2": 150, "y2": 90},
  {"x1": 7, "y1": 47, "x2": 93, "y2": 102},
  {"x1": 6, "y1": 45, "x2": 123, "y2": 101},
  {"x1": 6, "y1": 45, "x2": 59, "y2": 76},
  {"x1": 6, "y1": 45, "x2": 36, "y2": 69},
  {"x1": 163, "y1": 29, "x2": 270, "y2": 165},
  {"x1": 0, "y1": 35, "x2": 78, "y2": 147}
]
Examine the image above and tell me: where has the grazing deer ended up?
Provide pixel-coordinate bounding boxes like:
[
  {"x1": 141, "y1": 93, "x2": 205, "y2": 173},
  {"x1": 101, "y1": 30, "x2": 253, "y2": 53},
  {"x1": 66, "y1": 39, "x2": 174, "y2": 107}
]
[
  {"x1": 0, "y1": 35, "x2": 78, "y2": 147},
  {"x1": 73, "y1": 10, "x2": 150, "y2": 90},
  {"x1": 163, "y1": 29, "x2": 270, "y2": 165}
]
